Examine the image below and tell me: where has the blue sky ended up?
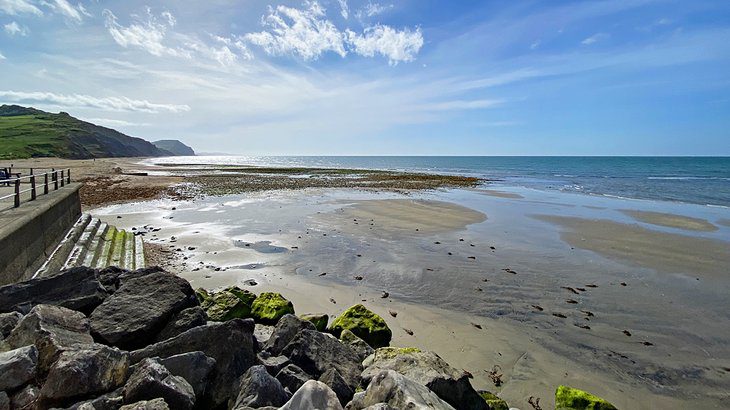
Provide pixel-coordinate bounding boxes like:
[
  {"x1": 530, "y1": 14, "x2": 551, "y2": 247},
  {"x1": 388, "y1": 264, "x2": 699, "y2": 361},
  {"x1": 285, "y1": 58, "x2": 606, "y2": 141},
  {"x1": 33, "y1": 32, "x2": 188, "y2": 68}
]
[{"x1": 1, "y1": 0, "x2": 729, "y2": 155}]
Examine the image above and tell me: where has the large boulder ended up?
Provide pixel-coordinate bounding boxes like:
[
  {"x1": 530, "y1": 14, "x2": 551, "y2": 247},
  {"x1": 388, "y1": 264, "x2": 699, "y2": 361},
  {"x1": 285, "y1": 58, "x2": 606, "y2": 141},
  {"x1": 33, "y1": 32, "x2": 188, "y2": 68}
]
[
  {"x1": 0, "y1": 266, "x2": 108, "y2": 315},
  {"x1": 0, "y1": 392, "x2": 8, "y2": 410},
  {"x1": 280, "y1": 329, "x2": 362, "y2": 391},
  {"x1": 276, "y1": 363, "x2": 311, "y2": 394},
  {"x1": 279, "y1": 380, "x2": 343, "y2": 410},
  {"x1": 340, "y1": 329, "x2": 375, "y2": 361},
  {"x1": 97, "y1": 266, "x2": 166, "y2": 292},
  {"x1": 9, "y1": 384, "x2": 40, "y2": 409},
  {"x1": 159, "y1": 351, "x2": 216, "y2": 400},
  {"x1": 347, "y1": 370, "x2": 455, "y2": 410},
  {"x1": 232, "y1": 365, "x2": 290, "y2": 408},
  {"x1": 251, "y1": 292, "x2": 294, "y2": 324},
  {"x1": 263, "y1": 314, "x2": 316, "y2": 356},
  {"x1": 123, "y1": 358, "x2": 195, "y2": 410},
  {"x1": 361, "y1": 348, "x2": 487, "y2": 410},
  {"x1": 154, "y1": 306, "x2": 207, "y2": 342},
  {"x1": 202, "y1": 288, "x2": 256, "y2": 322},
  {"x1": 0, "y1": 311, "x2": 23, "y2": 338},
  {"x1": 555, "y1": 385, "x2": 617, "y2": 410},
  {"x1": 319, "y1": 367, "x2": 354, "y2": 406},
  {"x1": 63, "y1": 388, "x2": 124, "y2": 410},
  {"x1": 328, "y1": 305, "x2": 392, "y2": 349},
  {"x1": 258, "y1": 353, "x2": 290, "y2": 376},
  {"x1": 5, "y1": 304, "x2": 93, "y2": 373},
  {"x1": 130, "y1": 319, "x2": 257, "y2": 409},
  {"x1": 120, "y1": 398, "x2": 169, "y2": 410},
  {"x1": 299, "y1": 313, "x2": 329, "y2": 332},
  {"x1": 90, "y1": 271, "x2": 197, "y2": 349},
  {"x1": 39, "y1": 344, "x2": 129, "y2": 407},
  {"x1": 0, "y1": 345, "x2": 38, "y2": 391}
]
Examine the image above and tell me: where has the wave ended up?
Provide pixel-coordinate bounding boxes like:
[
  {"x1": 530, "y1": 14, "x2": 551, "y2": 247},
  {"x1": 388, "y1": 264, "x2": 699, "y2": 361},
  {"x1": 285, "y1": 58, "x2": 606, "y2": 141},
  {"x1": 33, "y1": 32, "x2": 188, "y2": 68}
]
[{"x1": 648, "y1": 176, "x2": 730, "y2": 181}]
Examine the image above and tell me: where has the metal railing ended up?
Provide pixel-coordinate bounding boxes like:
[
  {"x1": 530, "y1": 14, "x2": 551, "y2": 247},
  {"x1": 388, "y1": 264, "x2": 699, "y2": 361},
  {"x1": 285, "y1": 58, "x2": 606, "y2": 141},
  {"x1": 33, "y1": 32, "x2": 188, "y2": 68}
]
[{"x1": 0, "y1": 168, "x2": 72, "y2": 209}]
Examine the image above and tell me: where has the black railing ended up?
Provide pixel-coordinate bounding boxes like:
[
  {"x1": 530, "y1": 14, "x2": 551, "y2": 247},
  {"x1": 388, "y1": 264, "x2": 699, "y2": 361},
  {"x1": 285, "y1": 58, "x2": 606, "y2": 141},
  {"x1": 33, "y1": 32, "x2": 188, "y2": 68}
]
[{"x1": 0, "y1": 168, "x2": 72, "y2": 209}]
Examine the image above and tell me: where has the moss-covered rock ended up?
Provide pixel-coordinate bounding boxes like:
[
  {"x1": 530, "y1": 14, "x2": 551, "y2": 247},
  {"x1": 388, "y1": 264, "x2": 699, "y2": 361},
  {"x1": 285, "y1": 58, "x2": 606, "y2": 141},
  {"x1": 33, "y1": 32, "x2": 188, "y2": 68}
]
[
  {"x1": 299, "y1": 313, "x2": 329, "y2": 331},
  {"x1": 225, "y1": 286, "x2": 257, "y2": 306},
  {"x1": 555, "y1": 385, "x2": 617, "y2": 410},
  {"x1": 195, "y1": 288, "x2": 210, "y2": 304},
  {"x1": 204, "y1": 290, "x2": 252, "y2": 322},
  {"x1": 251, "y1": 292, "x2": 294, "y2": 324},
  {"x1": 328, "y1": 304, "x2": 392, "y2": 348},
  {"x1": 479, "y1": 391, "x2": 509, "y2": 410}
]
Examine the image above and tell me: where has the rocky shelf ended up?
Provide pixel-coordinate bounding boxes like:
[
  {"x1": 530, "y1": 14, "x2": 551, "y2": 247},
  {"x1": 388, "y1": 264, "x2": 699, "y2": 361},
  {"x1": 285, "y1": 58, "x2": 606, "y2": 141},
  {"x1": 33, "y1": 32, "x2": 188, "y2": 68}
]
[{"x1": 0, "y1": 266, "x2": 617, "y2": 410}]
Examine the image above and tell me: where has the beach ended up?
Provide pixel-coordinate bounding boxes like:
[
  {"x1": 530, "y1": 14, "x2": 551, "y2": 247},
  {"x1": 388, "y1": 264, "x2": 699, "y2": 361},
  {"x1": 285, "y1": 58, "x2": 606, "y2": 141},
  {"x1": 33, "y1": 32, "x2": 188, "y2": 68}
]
[{"x1": 8, "y1": 156, "x2": 730, "y2": 408}]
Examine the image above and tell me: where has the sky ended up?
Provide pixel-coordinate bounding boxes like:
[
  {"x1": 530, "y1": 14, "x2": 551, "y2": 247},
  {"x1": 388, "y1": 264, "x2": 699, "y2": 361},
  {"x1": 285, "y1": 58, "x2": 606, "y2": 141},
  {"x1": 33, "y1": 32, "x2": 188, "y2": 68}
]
[{"x1": 0, "y1": 0, "x2": 729, "y2": 155}]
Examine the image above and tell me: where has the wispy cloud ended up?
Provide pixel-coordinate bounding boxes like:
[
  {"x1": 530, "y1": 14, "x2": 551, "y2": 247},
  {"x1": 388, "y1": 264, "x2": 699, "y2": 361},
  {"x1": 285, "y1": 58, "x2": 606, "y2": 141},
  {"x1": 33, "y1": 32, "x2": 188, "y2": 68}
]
[
  {"x1": 0, "y1": 0, "x2": 43, "y2": 16},
  {"x1": 419, "y1": 99, "x2": 502, "y2": 111},
  {"x1": 337, "y1": 0, "x2": 348, "y2": 19},
  {"x1": 359, "y1": 2, "x2": 393, "y2": 18},
  {"x1": 103, "y1": 8, "x2": 190, "y2": 58},
  {"x1": 0, "y1": 90, "x2": 191, "y2": 113},
  {"x1": 581, "y1": 32, "x2": 609, "y2": 45},
  {"x1": 4, "y1": 20, "x2": 28, "y2": 36},
  {"x1": 0, "y1": 51, "x2": 5, "y2": 60},
  {"x1": 83, "y1": 118, "x2": 151, "y2": 127},
  {"x1": 346, "y1": 25, "x2": 423, "y2": 65},
  {"x1": 43, "y1": 0, "x2": 85, "y2": 22}
]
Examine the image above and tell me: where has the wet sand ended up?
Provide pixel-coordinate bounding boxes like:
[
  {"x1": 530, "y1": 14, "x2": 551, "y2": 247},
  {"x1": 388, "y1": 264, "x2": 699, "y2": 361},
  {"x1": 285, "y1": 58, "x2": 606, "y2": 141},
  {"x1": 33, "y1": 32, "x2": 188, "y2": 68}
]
[
  {"x1": 718, "y1": 218, "x2": 730, "y2": 227},
  {"x1": 622, "y1": 209, "x2": 719, "y2": 232},
  {"x1": 476, "y1": 189, "x2": 525, "y2": 199}
]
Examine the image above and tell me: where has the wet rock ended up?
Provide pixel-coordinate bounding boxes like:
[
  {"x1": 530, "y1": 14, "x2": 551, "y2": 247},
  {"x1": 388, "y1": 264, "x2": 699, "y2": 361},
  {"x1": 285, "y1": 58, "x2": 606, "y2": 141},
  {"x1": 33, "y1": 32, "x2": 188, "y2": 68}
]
[
  {"x1": 319, "y1": 367, "x2": 354, "y2": 406},
  {"x1": 259, "y1": 354, "x2": 290, "y2": 376},
  {"x1": 130, "y1": 319, "x2": 257, "y2": 409},
  {"x1": 329, "y1": 304, "x2": 392, "y2": 349},
  {"x1": 276, "y1": 363, "x2": 311, "y2": 393},
  {"x1": 299, "y1": 313, "x2": 329, "y2": 332},
  {"x1": 251, "y1": 292, "x2": 295, "y2": 324},
  {"x1": 0, "y1": 311, "x2": 23, "y2": 338},
  {"x1": 40, "y1": 344, "x2": 129, "y2": 407},
  {"x1": 0, "y1": 267, "x2": 107, "y2": 315},
  {"x1": 9, "y1": 384, "x2": 39, "y2": 410},
  {"x1": 478, "y1": 391, "x2": 508, "y2": 410},
  {"x1": 347, "y1": 370, "x2": 455, "y2": 410},
  {"x1": 279, "y1": 380, "x2": 343, "y2": 410},
  {"x1": 340, "y1": 329, "x2": 375, "y2": 362},
  {"x1": 202, "y1": 288, "x2": 256, "y2": 322},
  {"x1": 154, "y1": 306, "x2": 207, "y2": 342},
  {"x1": 361, "y1": 347, "x2": 487, "y2": 410},
  {"x1": 63, "y1": 388, "x2": 124, "y2": 410},
  {"x1": 159, "y1": 351, "x2": 216, "y2": 400},
  {"x1": 90, "y1": 271, "x2": 197, "y2": 350},
  {"x1": 5, "y1": 304, "x2": 93, "y2": 373},
  {"x1": 555, "y1": 385, "x2": 617, "y2": 410},
  {"x1": 263, "y1": 314, "x2": 316, "y2": 356},
  {"x1": 232, "y1": 365, "x2": 290, "y2": 408},
  {"x1": 280, "y1": 329, "x2": 362, "y2": 391},
  {"x1": 0, "y1": 345, "x2": 38, "y2": 391},
  {"x1": 119, "y1": 398, "x2": 170, "y2": 410},
  {"x1": 97, "y1": 266, "x2": 166, "y2": 293},
  {"x1": 123, "y1": 358, "x2": 195, "y2": 410}
]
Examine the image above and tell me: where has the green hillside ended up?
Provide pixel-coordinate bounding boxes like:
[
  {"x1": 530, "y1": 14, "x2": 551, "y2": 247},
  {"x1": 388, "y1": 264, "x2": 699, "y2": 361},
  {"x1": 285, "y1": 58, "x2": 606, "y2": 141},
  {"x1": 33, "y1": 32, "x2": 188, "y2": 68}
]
[{"x1": 0, "y1": 105, "x2": 174, "y2": 160}]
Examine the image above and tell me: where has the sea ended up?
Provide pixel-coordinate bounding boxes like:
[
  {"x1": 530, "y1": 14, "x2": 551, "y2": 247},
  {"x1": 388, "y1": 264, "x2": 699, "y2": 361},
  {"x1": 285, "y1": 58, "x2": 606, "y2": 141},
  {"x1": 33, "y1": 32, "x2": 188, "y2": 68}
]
[{"x1": 146, "y1": 156, "x2": 730, "y2": 208}]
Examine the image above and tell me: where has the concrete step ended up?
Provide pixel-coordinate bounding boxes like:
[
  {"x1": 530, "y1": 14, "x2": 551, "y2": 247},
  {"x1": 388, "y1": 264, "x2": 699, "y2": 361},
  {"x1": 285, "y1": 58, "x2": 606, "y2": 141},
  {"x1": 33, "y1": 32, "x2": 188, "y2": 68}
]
[
  {"x1": 62, "y1": 218, "x2": 101, "y2": 270},
  {"x1": 134, "y1": 234, "x2": 145, "y2": 270},
  {"x1": 108, "y1": 229, "x2": 127, "y2": 268},
  {"x1": 94, "y1": 226, "x2": 118, "y2": 269},
  {"x1": 33, "y1": 214, "x2": 92, "y2": 278},
  {"x1": 83, "y1": 222, "x2": 108, "y2": 268},
  {"x1": 122, "y1": 231, "x2": 135, "y2": 270}
]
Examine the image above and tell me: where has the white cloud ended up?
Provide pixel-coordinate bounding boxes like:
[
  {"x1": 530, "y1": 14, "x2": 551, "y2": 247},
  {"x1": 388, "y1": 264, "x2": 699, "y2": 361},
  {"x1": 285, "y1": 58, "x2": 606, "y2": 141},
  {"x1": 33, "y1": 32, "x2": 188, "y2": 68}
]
[
  {"x1": 419, "y1": 99, "x2": 502, "y2": 111},
  {"x1": 4, "y1": 20, "x2": 28, "y2": 36},
  {"x1": 346, "y1": 25, "x2": 423, "y2": 65},
  {"x1": 0, "y1": 51, "x2": 5, "y2": 60},
  {"x1": 361, "y1": 2, "x2": 392, "y2": 18},
  {"x1": 581, "y1": 32, "x2": 609, "y2": 45},
  {"x1": 245, "y1": 2, "x2": 347, "y2": 60},
  {"x1": 41, "y1": 0, "x2": 86, "y2": 22},
  {"x1": 0, "y1": 90, "x2": 191, "y2": 113},
  {"x1": 0, "y1": 0, "x2": 43, "y2": 16},
  {"x1": 161, "y1": 10, "x2": 176, "y2": 27},
  {"x1": 83, "y1": 118, "x2": 150, "y2": 127},
  {"x1": 103, "y1": 8, "x2": 190, "y2": 58},
  {"x1": 337, "y1": 0, "x2": 348, "y2": 19}
]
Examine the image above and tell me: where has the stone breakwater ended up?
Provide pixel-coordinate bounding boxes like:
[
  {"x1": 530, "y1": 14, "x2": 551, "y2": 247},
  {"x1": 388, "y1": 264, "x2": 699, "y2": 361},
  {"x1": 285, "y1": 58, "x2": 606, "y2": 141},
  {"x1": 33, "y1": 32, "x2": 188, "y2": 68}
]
[{"x1": 0, "y1": 266, "x2": 617, "y2": 410}]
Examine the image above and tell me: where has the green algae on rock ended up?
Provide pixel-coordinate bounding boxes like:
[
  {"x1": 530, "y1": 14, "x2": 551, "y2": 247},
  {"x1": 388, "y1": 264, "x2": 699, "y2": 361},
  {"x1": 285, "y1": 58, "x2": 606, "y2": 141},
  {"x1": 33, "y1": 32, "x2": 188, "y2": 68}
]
[
  {"x1": 299, "y1": 313, "x2": 329, "y2": 332},
  {"x1": 251, "y1": 292, "x2": 295, "y2": 324},
  {"x1": 479, "y1": 391, "x2": 509, "y2": 410},
  {"x1": 224, "y1": 286, "x2": 257, "y2": 307},
  {"x1": 555, "y1": 385, "x2": 617, "y2": 410},
  {"x1": 194, "y1": 288, "x2": 210, "y2": 304},
  {"x1": 328, "y1": 304, "x2": 392, "y2": 348},
  {"x1": 203, "y1": 290, "x2": 252, "y2": 322}
]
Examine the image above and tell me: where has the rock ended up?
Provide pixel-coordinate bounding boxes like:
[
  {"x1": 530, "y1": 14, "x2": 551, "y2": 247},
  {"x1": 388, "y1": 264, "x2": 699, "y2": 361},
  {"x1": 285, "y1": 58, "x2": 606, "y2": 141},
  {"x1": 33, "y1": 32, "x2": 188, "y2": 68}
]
[
  {"x1": 130, "y1": 319, "x2": 257, "y2": 409},
  {"x1": 254, "y1": 324, "x2": 275, "y2": 345},
  {"x1": 159, "y1": 351, "x2": 216, "y2": 400},
  {"x1": 361, "y1": 405, "x2": 396, "y2": 410},
  {"x1": 202, "y1": 289, "x2": 255, "y2": 322},
  {"x1": 119, "y1": 398, "x2": 170, "y2": 410},
  {"x1": 0, "y1": 266, "x2": 108, "y2": 315},
  {"x1": 361, "y1": 348, "x2": 487, "y2": 410},
  {"x1": 279, "y1": 380, "x2": 344, "y2": 410},
  {"x1": 276, "y1": 363, "x2": 311, "y2": 393},
  {"x1": 194, "y1": 288, "x2": 210, "y2": 304},
  {"x1": 328, "y1": 305, "x2": 392, "y2": 348},
  {"x1": 299, "y1": 313, "x2": 329, "y2": 331},
  {"x1": 9, "y1": 384, "x2": 39, "y2": 410},
  {"x1": 0, "y1": 345, "x2": 38, "y2": 391},
  {"x1": 63, "y1": 388, "x2": 124, "y2": 410},
  {"x1": 347, "y1": 370, "x2": 455, "y2": 410},
  {"x1": 154, "y1": 306, "x2": 207, "y2": 342},
  {"x1": 123, "y1": 358, "x2": 195, "y2": 410},
  {"x1": 555, "y1": 385, "x2": 617, "y2": 410},
  {"x1": 280, "y1": 329, "x2": 362, "y2": 391},
  {"x1": 251, "y1": 292, "x2": 295, "y2": 324},
  {"x1": 0, "y1": 311, "x2": 23, "y2": 338},
  {"x1": 340, "y1": 329, "x2": 375, "y2": 361},
  {"x1": 5, "y1": 304, "x2": 93, "y2": 373},
  {"x1": 0, "y1": 392, "x2": 8, "y2": 410},
  {"x1": 232, "y1": 365, "x2": 290, "y2": 408},
  {"x1": 263, "y1": 314, "x2": 316, "y2": 356},
  {"x1": 90, "y1": 271, "x2": 197, "y2": 349},
  {"x1": 478, "y1": 391, "x2": 508, "y2": 410},
  {"x1": 258, "y1": 354, "x2": 290, "y2": 376},
  {"x1": 40, "y1": 344, "x2": 129, "y2": 407},
  {"x1": 319, "y1": 368, "x2": 354, "y2": 406},
  {"x1": 97, "y1": 266, "x2": 166, "y2": 293}
]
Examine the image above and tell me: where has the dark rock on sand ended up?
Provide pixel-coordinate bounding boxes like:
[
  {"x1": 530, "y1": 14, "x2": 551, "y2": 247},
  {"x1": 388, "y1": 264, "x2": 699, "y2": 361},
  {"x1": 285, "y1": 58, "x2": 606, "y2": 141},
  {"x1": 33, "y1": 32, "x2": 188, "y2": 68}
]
[
  {"x1": 0, "y1": 311, "x2": 23, "y2": 338},
  {"x1": 123, "y1": 358, "x2": 195, "y2": 410},
  {"x1": 232, "y1": 365, "x2": 290, "y2": 408},
  {"x1": 347, "y1": 369, "x2": 454, "y2": 409},
  {"x1": 130, "y1": 319, "x2": 257, "y2": 409},
  {"x1": 263, "y1": 314, "x2": 316, "y2": 356},
  {"x1": 276, "y1": 363, "x2": 311, "y2": 393},
  {"x1": 319, "y1": 367, "x2": 354, "y2": 406},
  {"x1": 154, "y1": 306, "x2": 207, "y2": 342},
  {"x1": 90, "y1": 271, "x2": 197, "y2": 350},
  {"x1": 279, "y1": 380, "x2": 343, "y2": 410},
  {"x1": 0, "y1": 345, "x2": 38, "y2": 391},
  {"x1": 159, "y1": 351, "x2": 216, "y2": 400},
  {"x1": 329, "y1": 304, "x2": 392, "y2": 349}
]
